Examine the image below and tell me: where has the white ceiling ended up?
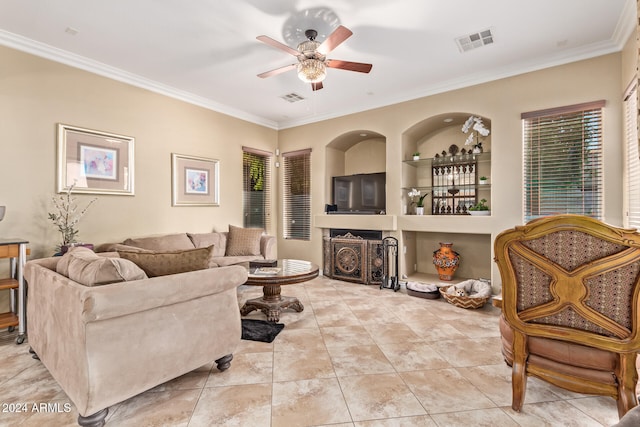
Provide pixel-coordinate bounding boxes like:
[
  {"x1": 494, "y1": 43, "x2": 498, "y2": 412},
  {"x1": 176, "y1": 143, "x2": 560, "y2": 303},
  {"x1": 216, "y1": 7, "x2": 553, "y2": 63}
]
[{"x1": 0, "y1": 0, "x2": 634, "y2": 129}]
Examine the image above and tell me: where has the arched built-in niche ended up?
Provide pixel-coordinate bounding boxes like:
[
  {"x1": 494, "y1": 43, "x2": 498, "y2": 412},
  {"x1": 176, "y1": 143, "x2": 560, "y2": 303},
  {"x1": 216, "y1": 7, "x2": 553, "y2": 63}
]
[
  {"x1": 325, "y1": 130, "x2": 387, "y2": 206},
  {"x1": 399, "y1": 112, "x2": 493, "y2": 283}
]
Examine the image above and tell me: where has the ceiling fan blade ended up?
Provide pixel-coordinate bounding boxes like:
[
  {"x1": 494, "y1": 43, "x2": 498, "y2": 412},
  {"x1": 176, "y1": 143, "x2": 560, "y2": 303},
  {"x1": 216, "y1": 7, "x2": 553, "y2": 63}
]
[
  {"x1": 317, "y1": 25, "x2": 353, "y2": 55},
  {"x1": 257, "y1": 63, "x2": 297, "y2": 78},
  {"x1": 256, "y1": 35, "x2": 300, "y2": 57},
  {"x1": 326, "y1": 59, "x2": 373, "y2": 73},
  {"x1": 311, "y1": 82, "x2": 323, "y2": 91}
]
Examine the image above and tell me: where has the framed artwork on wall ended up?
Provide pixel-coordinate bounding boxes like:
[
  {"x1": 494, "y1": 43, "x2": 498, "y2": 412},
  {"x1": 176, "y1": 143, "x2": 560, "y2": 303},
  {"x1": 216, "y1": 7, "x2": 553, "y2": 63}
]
[
  {"x1": 171, "y1": 153, "x2": 220, "y2": 206},
  {"x1": 56, "y1": 123, "x2": 135, "y2": 195}
]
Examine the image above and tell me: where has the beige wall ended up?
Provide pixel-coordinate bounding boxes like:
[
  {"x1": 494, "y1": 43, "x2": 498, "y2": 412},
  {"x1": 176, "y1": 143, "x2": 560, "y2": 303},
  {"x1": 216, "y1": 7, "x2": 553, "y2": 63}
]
[
  {"x1": 0, "y1": 30, "x2": 632, "y2": 300},
  {"x1": 621, "y1": 26, "x2": 637, "y2": 91},
  {"x1": 278, "y1": 52, "x2": 625, "y2": 288},
  {"x1": 344, "y1": 139, "x2": 386, "y2": 175},
  {"x1": 0, "y1": 46, "x2": 278, "y2": 261}
]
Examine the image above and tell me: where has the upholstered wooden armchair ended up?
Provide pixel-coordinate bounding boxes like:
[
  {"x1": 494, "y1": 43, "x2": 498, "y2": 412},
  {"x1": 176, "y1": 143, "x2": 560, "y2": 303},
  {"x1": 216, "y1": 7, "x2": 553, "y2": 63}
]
[{"x1": 494, "y1": 214, "x2": 640, "y2": 418}]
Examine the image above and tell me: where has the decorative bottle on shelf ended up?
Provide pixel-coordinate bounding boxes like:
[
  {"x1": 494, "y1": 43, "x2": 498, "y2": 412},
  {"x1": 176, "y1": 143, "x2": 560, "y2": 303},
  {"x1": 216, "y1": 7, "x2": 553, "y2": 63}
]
[{"x1": 432, "y1": 242, "x2": 460, "y2": 281}]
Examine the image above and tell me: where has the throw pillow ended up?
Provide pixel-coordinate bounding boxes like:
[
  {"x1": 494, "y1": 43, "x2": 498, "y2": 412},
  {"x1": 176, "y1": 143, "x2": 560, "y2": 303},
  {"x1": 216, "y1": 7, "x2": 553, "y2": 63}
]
[
  {"x1": 118, "y1": 245, "x2": 215, "y2": 277},
  {"x1": 57, "y1": 246, "x2": 148, "y2": 286},
  {"x1": 55, "y1": 249, "x2": 74, "y2": 277},
  {"x1": 57, "y1": 246, "x2": 112, "y2": 277},
  {"x1": 225, "y1": 225, "x2": 263, "y2": 256}
]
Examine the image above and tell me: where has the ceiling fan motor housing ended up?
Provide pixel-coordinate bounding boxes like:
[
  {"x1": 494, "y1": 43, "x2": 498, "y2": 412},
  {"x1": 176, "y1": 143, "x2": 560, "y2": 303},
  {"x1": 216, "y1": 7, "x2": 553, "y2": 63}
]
[{"x1": 297, "y1": 40, "x2": 324, "y2": 60}]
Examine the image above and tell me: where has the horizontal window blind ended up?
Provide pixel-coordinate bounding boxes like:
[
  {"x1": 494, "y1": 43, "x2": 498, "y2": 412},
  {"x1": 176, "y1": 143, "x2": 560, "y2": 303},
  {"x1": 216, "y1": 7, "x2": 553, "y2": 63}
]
[
  {"x1": 522, "y1": 101, "x2": 604, "y2": 222},
  {"x1": 624, "y1": 83, "x2": 640, "y2": 229},
  {"x1": 283, "y1": 149, "x2": 311, "y2": 240},
  {"x1": 242, "y1": 147, "x2": 271, "y2": 231}
]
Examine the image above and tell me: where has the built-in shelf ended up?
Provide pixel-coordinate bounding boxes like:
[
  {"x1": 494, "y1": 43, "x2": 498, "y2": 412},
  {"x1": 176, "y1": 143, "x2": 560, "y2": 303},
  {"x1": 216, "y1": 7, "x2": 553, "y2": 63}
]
[
  {"x1": 402, "y1": 184, "x2": 491, "y2": 192},
  {"x1": 314, "y1": 214, "x2": 397, "y2": 231},
  {"x1": 398, "y1": 216, "x2": 493, "y2": 233},
  {"x1": 404, "y1": 151, "x2": 491, "y2": 167},
  {"x1": 405, "y1": 272, "x2": 468, "y2": 286},
  {"x1": 403, "y1": 151, "x2": 491, "y2": 215}
]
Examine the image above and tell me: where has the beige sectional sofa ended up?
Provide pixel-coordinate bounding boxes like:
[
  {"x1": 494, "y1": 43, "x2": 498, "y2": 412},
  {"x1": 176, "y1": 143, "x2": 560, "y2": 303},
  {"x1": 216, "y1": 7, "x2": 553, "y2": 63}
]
[
  {"x1": 24, "y1": 225, "x2": 274, "y2": 426},
  {"x1": 96, "y1": 226, "x2": 277, "y2": 266}
]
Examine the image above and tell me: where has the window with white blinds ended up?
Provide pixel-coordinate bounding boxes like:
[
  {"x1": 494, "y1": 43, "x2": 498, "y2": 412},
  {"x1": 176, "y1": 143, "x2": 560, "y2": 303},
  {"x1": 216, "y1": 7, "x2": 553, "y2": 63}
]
[
  {"x1": 624, "y1": 83, "x2": 640, "y2": 229},
  {"x1": 282, "y1": 149, "x2": 311, "y2": 240},
  {"x1": 522, "y1": 100, "x2": 605, "y2": 222},
  {"x1": 242, "y1": 147, "x2": 271, "y2": 230}
]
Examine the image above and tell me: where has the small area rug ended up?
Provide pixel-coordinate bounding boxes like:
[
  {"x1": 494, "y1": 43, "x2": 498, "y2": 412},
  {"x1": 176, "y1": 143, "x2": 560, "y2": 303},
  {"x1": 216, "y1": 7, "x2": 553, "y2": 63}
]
[{"x1": 241, "y1": 319, "x2": 285, "y2": 343}]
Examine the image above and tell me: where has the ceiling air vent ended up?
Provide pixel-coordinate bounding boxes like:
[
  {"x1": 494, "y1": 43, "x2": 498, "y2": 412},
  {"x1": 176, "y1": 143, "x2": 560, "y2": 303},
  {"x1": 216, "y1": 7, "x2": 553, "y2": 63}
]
[
  {"x1": 456, "y1": 28, "x2": 494, "y2": 53},
  {"x1": 280, "y1": 93, "x2": 306, "y2": 103}
]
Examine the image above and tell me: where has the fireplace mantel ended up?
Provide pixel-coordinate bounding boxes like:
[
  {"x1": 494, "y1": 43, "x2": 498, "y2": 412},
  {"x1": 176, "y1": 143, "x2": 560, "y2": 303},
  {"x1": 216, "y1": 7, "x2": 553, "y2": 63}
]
[{"x1": 314, "y1": 214, "x2": 397, "y2": 231}]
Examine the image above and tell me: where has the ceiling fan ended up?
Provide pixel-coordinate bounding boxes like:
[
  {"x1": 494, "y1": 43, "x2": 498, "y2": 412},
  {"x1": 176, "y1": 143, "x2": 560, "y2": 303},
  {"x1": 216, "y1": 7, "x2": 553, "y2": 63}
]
[{"x1": 256, "y1": 25, "x2": 372, "y2": 91}]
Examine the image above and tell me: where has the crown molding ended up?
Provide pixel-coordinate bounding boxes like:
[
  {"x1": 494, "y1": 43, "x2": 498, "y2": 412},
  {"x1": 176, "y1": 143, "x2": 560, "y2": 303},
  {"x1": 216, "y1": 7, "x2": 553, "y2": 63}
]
[
  {"x1": 612, "y1": 0, "x2": 637, "y2": 48},
  {"x1": 0, "y1": 29, "x2": 280, "y2": 130},
  {"x1": 278, "y1": 36, "x2": 626, "y2": 129}
]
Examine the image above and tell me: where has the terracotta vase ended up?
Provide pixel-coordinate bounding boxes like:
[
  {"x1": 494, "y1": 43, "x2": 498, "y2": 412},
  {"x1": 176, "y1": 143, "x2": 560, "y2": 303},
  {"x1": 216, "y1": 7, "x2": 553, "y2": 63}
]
[{"x1": 432, "y1": 242, "x2": 460, "y2": 281}]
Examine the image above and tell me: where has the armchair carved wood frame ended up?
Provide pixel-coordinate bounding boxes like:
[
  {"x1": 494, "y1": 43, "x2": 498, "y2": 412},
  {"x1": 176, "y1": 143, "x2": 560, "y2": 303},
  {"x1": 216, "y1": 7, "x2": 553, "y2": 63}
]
[{"x1": 494, "y1": 214, "x2": 640, "y2": 419}]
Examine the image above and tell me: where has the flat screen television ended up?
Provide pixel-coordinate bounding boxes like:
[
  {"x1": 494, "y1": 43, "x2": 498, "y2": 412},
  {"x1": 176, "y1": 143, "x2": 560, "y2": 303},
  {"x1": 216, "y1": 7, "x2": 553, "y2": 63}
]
[{"x1": 331, "y1": 172, "x2": 386, "y2": 214}]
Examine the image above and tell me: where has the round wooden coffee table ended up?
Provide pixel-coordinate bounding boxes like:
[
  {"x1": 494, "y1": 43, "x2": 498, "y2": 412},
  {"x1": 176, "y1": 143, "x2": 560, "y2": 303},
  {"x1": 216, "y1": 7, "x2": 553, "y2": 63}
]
[{"x1": 240, "y1": 259, "x2": 319, "y2": 322}]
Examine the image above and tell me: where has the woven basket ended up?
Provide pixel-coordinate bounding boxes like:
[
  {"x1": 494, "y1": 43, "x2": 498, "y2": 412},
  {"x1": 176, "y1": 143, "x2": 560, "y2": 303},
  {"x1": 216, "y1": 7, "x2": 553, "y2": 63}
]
[{"x1": 439, "y1": 285, "x2": 490, "y2": 309}]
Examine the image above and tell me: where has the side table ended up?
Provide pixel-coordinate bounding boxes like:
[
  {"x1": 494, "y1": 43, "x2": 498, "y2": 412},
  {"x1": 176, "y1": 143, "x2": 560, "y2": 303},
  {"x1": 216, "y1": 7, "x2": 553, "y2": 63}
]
[{"x1": 0, "y1": 238, "x2": 28, "y2": 344}]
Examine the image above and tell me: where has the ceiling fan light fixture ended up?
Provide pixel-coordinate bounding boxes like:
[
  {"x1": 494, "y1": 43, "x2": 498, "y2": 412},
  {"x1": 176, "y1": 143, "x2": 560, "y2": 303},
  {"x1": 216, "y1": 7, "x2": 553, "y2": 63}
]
[{"x1": 297, "y1": 59, "x2": 326, "y2": 83}]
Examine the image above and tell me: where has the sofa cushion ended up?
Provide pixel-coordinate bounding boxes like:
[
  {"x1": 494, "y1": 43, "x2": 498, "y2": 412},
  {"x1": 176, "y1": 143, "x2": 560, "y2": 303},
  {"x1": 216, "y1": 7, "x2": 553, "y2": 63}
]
[
  {"x1": 225, "y1": 225, "x2": 263, "y2": 256},
  {"x1": 95, "y1": 243, "x2": 156, "y2": 254},
  {"x1": 122, "y1": 233, "x2": 195, "y2": 252},
  {"x1": 187, "y1": 232, "x2": 226, "y2": 257},
  {"x1": 118, "y1": 246, "x2": 215, "y2": 277},
  {"x1": 499, "y1": 315, "x2": 616, "y2": 371},
  {"x1": 56, "y1": 246, "x2": 147, "y2": 286}
]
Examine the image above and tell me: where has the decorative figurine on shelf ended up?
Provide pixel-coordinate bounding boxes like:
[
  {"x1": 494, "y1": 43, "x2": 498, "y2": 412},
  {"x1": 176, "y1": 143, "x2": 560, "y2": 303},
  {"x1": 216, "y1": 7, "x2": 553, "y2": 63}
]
[
  {"x1": 48, "y1": 183, "x2": 97, "y2": 254},
  {"x1": 462, "y1": 115, "x2": 490, "y2": 154},
  {"x1": 408, "y1": 188, "x2": 429, "y2": 215},
  {"x1": 433, "y1": 242, "x2": 460, "y2": 281}
]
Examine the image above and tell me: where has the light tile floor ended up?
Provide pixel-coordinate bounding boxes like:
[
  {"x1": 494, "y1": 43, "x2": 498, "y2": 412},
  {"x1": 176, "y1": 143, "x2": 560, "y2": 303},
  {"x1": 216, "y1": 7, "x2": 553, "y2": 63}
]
[{"x1": 0, "y1": 276, "x2": 626, "y2": 426}]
